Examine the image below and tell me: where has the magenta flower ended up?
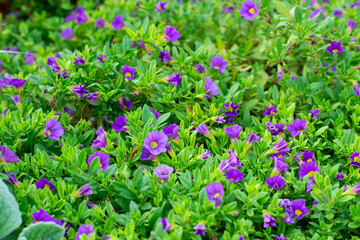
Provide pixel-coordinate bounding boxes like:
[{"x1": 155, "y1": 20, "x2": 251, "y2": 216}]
[
  {"x1": 224, "y1": 124, "x2": 242, "y2": 142},
  {"x1": 86, "y1": 92, "x2": 100, "y2": 103},
  {"x1": 159, "y1": 217, "x2": 172, "y2": 231},
  {"x1": 44, "y1": 119, "x2": 64, "y2": 141},
  {"x1": 95, "y1": 17, "x2": 107, "y2": 27},
  {"x1": 274, "y1": 234, "x2": 289, "y2": 240},
  {"x1": 0, "y1": 145, "x2": 19, "y2": 165},
  {"x1": 11, "y1": 95, "x2": 21, "y2": 105},
  {"x1": 60, "y1": 28, "x2": 74, "y2": 40},
  {"x1": 75, "y1": 224, "x2": 94, "y2": 240},
  {"x1": 326, "y1": 42, "x2": 343, "y2": 55},
  {"x1": 144, "y1": 131, "x2": 168, "y2": 155},
  {"x1": 263, "y1": 104, "x2": 277, "y2": 116},
  {"x1": 193, "y1": 223, "x2": 206, "y2": 236},
  {"x1": 8, "y1": 78, "x2": 26, "y2": 91},
  {"x1": 155, "y1": 1, "x2": 167, "y2": 12},
  {"x1": 266, "y1": 122, "x2": 285, "y2": 136},
  {"x1": 227, "y1": 151, "x2": 243, "y2": 168},
  {"x1": 164, "y1": 72, "x2": 182, "y2": 86},
  {"x1": 225, "y1": 169, "x2": 244, "y2": 183},
  {"x1": 198, "y1": 150, "x2": 212, "y2": 160},
  {"x1": 263, "y1": 214, "x2": 276, "y2": 228},
  {"x1": 32, "y1": 209, "x2": 62, "y2": 225},
  {"x1": 196, "y1": 63, "x2": 206, "y2": 73},
  {"x1": 309, "y1": 109, "x2": 321, "y2": 119},
  {"x1": 349, "y1": 152, "x2": 360, "y2": 167},
  {"x1": 291, "y1": 200, "x2": 310, "y2": 219},
  {"x1": 73, "y1": 56, "x2": 86, "y2": 65},
  {"x1": 204, "y1": 76, "x2": 219, "y2": 95},
  {"x1": 196, "y1": 122, "x2": 211, "y2": 137},
  {"x1": 299, "y1": 161, "x2": 320, "y2": 178},
  {"x1": 71, "y1": 85, "x2": 88, "y2": 99},
  {"x1": 163, "y1": 124, "x2": 180, "y2": 141},
  {"x1": 266, "y1": 175, "x2": 286, "y2": 190},
  {"x1": 121, "y1": 65, "x2": 136, "y2": 80},
  {"x1": 287, "y1": 119, "x2": 307, "y2": 137},
  {"x1": 6, "y1": 173, "x2": 19, "y2": 186},
  {"x1": 354, "y1": 82, "x2": 360, "y2": 96},
  {"x1": 140, "y1": 147, "x2": 156, "y2": 161},
  {"x1": 224, "y1": 101, "x2": 239, "y2": 116},
  {"x1": 111, "y1": 15, "x2": 124, "y2": 30},
  {"x1": 206, "y1": 182, "x2": 224, "y2": 207},
  {"x1": 247, "y1": 132, "x2": 261, "y2": 144},
  {"x1": 112, "y1": 116, "x2": 127, "y2": 132},
  {"x1": 347, "y1": 19, "x2": 357, "y2": 31},
  {"x1": 159, "y1": 50, "x2": 173, "y2": 62},
  {"x1": 272, "y1": 157, "x2": 289, "y2": 174},
  {"x1": 211, "y1": 56, "x2": 228, "y2": 72},
  {"x1": 97, "y1": 54, "x2": 106, "y2": 63},
  {"x1": 154, "y1": 164, "x2": 174, "y2": 180},
  {"x1": 74, "y1": 183, "x2": 93, "y2": 197},
  {"x1": 163, "y1": 26, "x2": 180, "y2": 42},
  {"x1": 240, "y1": 0, "x2": 259, "y2": 21},
  {"x1": 117, "y1": 96, "x2": 132, "y2": 110},
  {"x1": 24, "y1": 51, "x2": 35, "y2": 65},
  {"x1": 36, "y1": 178, "x2": 55, "y2": 191},
  {"x1": 88, "y1": 152, "x2": 110, "y2": 171}
]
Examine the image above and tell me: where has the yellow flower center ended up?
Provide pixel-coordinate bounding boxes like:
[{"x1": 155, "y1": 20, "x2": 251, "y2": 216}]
[
  {"x1": 125, "y1": 72, "x2": 132, "y2": 78},
  {"x1": 295, "y1": 209, "x2": 302, "y2": 217},
  {"x1": 278, "y1": 154, "x2": 282, "y2": 158},
  {"x1": 270, "y1": 111, "x2": 276, "y2": 115},
  {"x1": 150, "y1": 141, "x2": 158, "y2": 148},
  {"x1": 354, "y1": 156, "x2": 360, "y2": 163},
  {"x1": 213, "y1": 193, "x2": 220, "y2": 198},
  {"x1": 99, "y1": 162, "x2": 103, "y2": 167},
  {"x1": 332, "y1": 49, "x2": 338, "y2": 54},
  {"x1": 307, "y1": 159, "x2": 312, "y2": 162},
  {"x1": 227, "y1": 106, "x2": 233, "y2": 112},
  {"x1": 44, "y1": 184, "x2": 50, "y2": 189},
  {"x1": 249, "y1": 8, "x2": 255, "y2": 14},
  {"x1": 214, "y1": 66, "x2": 220, "y2": 69},
  {"x1": 158, "y1": 6, "x2": 162, "y2": 10},
  {"x1": 298, "y1": 129, "x2": 304, "y2": 133},
  {"x1": 230, "y1": 178, "x2": 234, "y2": 181},
  {"x1": 308, "y1": 171, "x2": 315, "y2": 177}
]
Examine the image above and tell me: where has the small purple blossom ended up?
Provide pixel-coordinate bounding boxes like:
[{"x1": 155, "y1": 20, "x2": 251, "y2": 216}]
[
  {"x1": 163, "y1": 26, "x2": 180, "y2": 42},
  {"x1": 6, "y1": 173, "x2": 19, "y2": 186},
  {"x1": 272, "y1": 157, "x2": 289, "y2": 174},
  {"x1": 60, "y1": 28, "x2": 74, "y2": 40},
  {"x1": 206, "y1": 182, "x2": 224, "y2": 207},
  {"x1": 159, "y1": 50, "x2": 173, "y2": 62},
  {"x1": 75, "y1": 224, "x2": 94, "y2": 240},
  {"x1": 164, "y1": 72, "x2": 182, "y2": 86},
  {"x1": 8, "y1": 78, "x2": 26, "y2": 91},
  {"x1": 0, "y1": 146, "x2": 19, "y2": 164},
  {"x1": 224, "y1": 124, "x2": 242, "y2": 142},
  {"x1": 225, "y1": 169, "x2": 244, "y2": 183},
  {"x1": 112, "y1": 116, "x2": 127, "y2": 132},
  {"x1": 193, "y1": 223, "x2": 206, "y2": 236},
  {"x1": 57, "y1": 69, "x2": 70, "y2": 79},
  {"x1": 97, "y1": 54, "x2": 106, "y2": 63},
  {"x1": 274, "y1": 234, "x2": 289, "y2": 240},
  {"x1": 287, "y1": 119, "x2": 307, "y2": 137},
  {"x1": 266, "y1": 122, "x2": 285, "y2": 136},
  {"x1": 240, "y1": 0, "x2": 259, "y2": 21},
  {"x1": 159, "y1": 217, "x2": 172, "y2": 231},
  {"x1": 95, "y1": 17, "x2": 107, "y2": 27},
  {"x1": 74, "y1": 183, "x2": 93, "y2": 197},
  {"x1": 309, "y1": 109, "x2": 321, "y2": 119},
  {"x1": 117, "y1": 96, "x2": 132, "y2": 110},
  {"x1": 247, "y1": 132, "x2": 261, "y2": 144},
  {"x1": 196, "y1": 123, "x2": 211, "y2": 137},
  {"x1": 196, "y1": 63, "x2": 206, "y2": 73},
  {"x1": 336, "y1": 172, "x2": 345, "y2": 180},
  {"x1": 347, "y1": 19, "x2": 357, "y2": 31},
  {"x1": 354, "y1": 82, "x2": 360, "y2": 97},
  {"x1": 73, "y1": 56, "x2": 86, "y2": 65},
  {"x1": 154, "y1": 164, "x2": 174, "y2": 180},
  {"x1": 71, "y1": 85, "x2": 88, "y2": 99},
  {"x1": 224, "y1": 101, "x2": 239, "y2": 116},
  {"x1": 266, "y1": 175, "x2": 286, "y2": 190},
  {"x1": 291, "y1": 200, "x2": 310, "y2": 219},
  {"x1": 263, "y1": 214, "x2": 276, "y2": 228},
  {"x1": 11, "y1": 95, "x2": 21, "y2": 105},
  {"x1": 44, "y1": 119, "x2": 64, "y2": 141},
  {"x1": 326, "y1": 41, "x2": 343, "y2": 55},
  {"x1": 163, "y1": 124, "x2": 180, "y2": 141},
  {"x1": 277, "y1": 69, "x2": 283, "y2": 82},
  {"x1": 211, "y1": 56, "x2": 228, "y2": 73},
  {"x1": 144, "y1": 131, "x2": 168, "y2": 155},
  {"x1": 86, "y1": 92, "x2": 100, "y2": 103},
  {"x1": 204, "y1": 76, "x2": 219, "y2": 95},
  {"x1": 150, "y1": 109, "x2": 161, "y2": 119},
  {"x1": 334, "y1": 9, "x2": 343, "y2": 17},
  {"x1": 263, "y1": 104, "x2": 277, "y2": 116},
  {"x1": 111, "y1": 15, "x2": 125, "y2": 30},
  {"x1": 299, "y1": 161, "x2": 320, "y2": 178},
  {"x1": 155, "y1": 1, "x2": 167, "y2": 12},
  {"x1": 198, "y1": 150, "x2": 212, "y2": 160},
  {"x1": 36, "y1": 178, "x2": 55, "y2": 191},
  {"x1": 121, "y1": 65, "x2": 136, "y2": 80},
  {"x1": 140, "y1": 147, "x2": 156, "y2": 161},
  {"x1": 88, "y1": 152, "x2": 110, "y2": 171},
  {"x1": 349, "y1": 152, "x2": 360, "y2": 167},
  {"x1": 24, "y1": 51, "x2": 35, "y2": 65}
]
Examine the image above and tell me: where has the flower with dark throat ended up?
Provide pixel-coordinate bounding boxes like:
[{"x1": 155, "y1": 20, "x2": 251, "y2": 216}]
[
  {"x1": 193, "y1": 223, "x2": 206, "y2": 236},
  {"x1": 117, "y1": 96, "x2": 132, "y2": 110}
]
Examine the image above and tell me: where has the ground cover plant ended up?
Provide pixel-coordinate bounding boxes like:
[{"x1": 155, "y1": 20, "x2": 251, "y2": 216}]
[{"x1": 0, "y1": 0, "x2": 360, "y2": 239}]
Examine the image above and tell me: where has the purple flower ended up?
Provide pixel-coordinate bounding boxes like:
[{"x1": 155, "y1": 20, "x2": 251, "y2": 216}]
[
  {"x1": 271, "y1": 138, "x2": 290, "y2": 158},
  {"x1": 74, "y1": 183, "x2": 93, "y2": 197},
  {"x1": 301, "y1": 151, "x2": 315, "y2": 163},
  {"x1": 291, "y1": 200, "x2": 310, "y2": 219},
  {"x1": 159, "y1": 217, "x2": 172, "y2": 231},
  {"x1": 196, "y1": 64, "x2": 206, "y2": 73},
  {"x1": 266, "y1": 175, "x2": 286, "y2": 190},
  {"x1": 277, "y1": 69, "x2": 283, "y2": 82},
  {"x1": 347, "y1": 19, "x2": 357, "y2": 31},
  {"x1": 354, "y1": 82, "x2": 360, "y2": 97},
  {"x1": 111, "y1": 15, "x2": 125, "y2": 30},
  {"x1": 24, "y1": 51, "x2": 35, "y2": 65},
  {"x1": 117, "y1": 96, "x2": 132, "y2": 110},
  {"x1": 97, "y1": 54, "x2": 106, "y2": 63},
  {"x1": 263, "y1": 214, "x2": 276, "y2": 228},
  {"x1": 0, "y1": 146, "x2": 19, "y2": 164},
  {"x1": 334, "y1": 9, "x2": 343, "y2": 17},
  {"x1": 225, "y1": 169, "x2": 244, "y2": 183},
  {"x1": 95, "y1": 17, "x2": 107, "y2": 27},
  {"x1": 121, "y1": 65, "x2": 136, "y2": 80},
  {"x1": 44, "y1": 119, "x2": 64, "y2": 141},
  {"x1": 155, "y1": 1, "x2": 167, "y2": 12},
  {"x1": 227, "y1": 151, "x2": 243, "y2": 168},
  {"x1": 6, "y1": 173, "x2": 20, "y2": 186},
  {"x1": 206, "y1": 182, "x2": 224, "y2": 207},
  {"x1": 1, "y1": 107, "x2": 9, "y2": 117},
  {"x1": 64, "y1": 107, "x2": 75, "y2": 115},
  {"x1": 279, "y1": 199, "x2": 295, "y2": 224},
  {"x1": 11, "y1": 95, "x2": 21, "y2": 105},
  {"x1": 336, "y1": 172, "x2": 345, "y2": 180},
  {"x1": 71, "y1": 85, "x2": 88, "y2": 99},
  {"x1": 47, "y1": 57, "x2": 60, "y2": 72},
  {"x1": 247, "y1": 132, "x2": 261, "y2": 144},
  {"x1": 36, "y1": 178, "x2": 55, "y2": 191},
  {"x1": 349, "y1": 152, "x2": 360, "y2": 167},
  {"x1": 310, "y1": 5, "x2": 325, "y2": 20},
  {"x1": 73, "y1": 56, "x2": 86, "y2": 65},
  {"x1": 92, "y1": 133, "x2": 107, "y2": 149},
  {"x1": 196, "y1": 123, "x2": 211, "y2": 137},
  {"x1": 0, "y1": 60, "x2": 2, "y2": 72},
  {"x1": 88, "y1": 152, "x2": 110, "y2": 171},
  {"x1": 274, "y1": 234, "x2": 289, "y2": 240},
  {"x1": 163, "y1": 26, "x2": 180, "y2": 42},
  {"x1": 75, "y1": 7, "x2": 88, "y2": 24},
  {"x1": 86, "y1": 92, "x2": 100, "y2": 103},
  {"x1": 263, "y1": 104, "x2": 277, "y2": 116},
  {"x1": 198, "y1": 150, "x2": 212, "y2": 160},
  {"x1": 65, "y1": 11, "x2": 76, "y2": 21},
  {"x1": 224, "y1": 101, "x2": 239, "y2": 116},
  {"x1": 144, "y1": 131, "x2": 168, "y2": 155},
  {"x1": 165, "y1": 72, "x2": 182, "y2": 86},
  {"x1": 350, "y1": 182, "x2": 360, "y2": 195},
  {"x1": 139, "y1": 40, "x2": 145, "y2": 48},
  {"x1": 75, "y1": 224, "x2": 94, "y2": 240},
  {"x1": 163, "y1": 124, "x2": 180, "y2": 141},
  {"x1": 299, "y1": 161, "x2": 320, "y2": 178},
  {"x1": 154, "y1": 164, "x2": 174, "y2": 180},
  {"x1": 326, "y1": 42, "x2": 343, "y2": 55},
  {"x1": 159, "y1": 50, "x2": 173, "y2": 62},
  {"x1": 57, "y1": 69, "x2": 70, "y2": 79},
  {"x1": 32, "y1": 209, "x2": 62, "y2": 225},
  {"x1": 112, "y1": 116, "x2": 127, "y2": 132},
  {"x1": 272, "y1": 157, "x2": 289, "y2": 174},
  {"x1": 287, "y1": 119, "x2": 307, "y2": 137},
  {"x1": 60, "y1": 28, "x2": 74, "y2": 40},
  {"x1": 212, "y1": 116, "x2": 225, "y2": 124},
  {"x1": 240, "y1": 0, "x2": 259, "y2": 21},
  {"x1": 224, "y1": 124, "x2": 242, "y2": 142},
  {"x1": 218, "y1": 160, "x2": 233, "y2": 173},
  {"x1": 211, "y1": 56, "x2": 228, "y2": 73},
  {"x1": 193, "y1": 223, "x2": 206, "y2": 236},
  {"x1": 309, "y1": 109, "x2": 321, "y2": 119},
  {"x1": 8, "y1": 78, "x2": 26, "y2": 91},
  {"x1": 266, "y1": 122, "x2": 285, "y2": 136},
  {"x1": 204, "y1": 76, "x2": 219, "y2": 95},
  {"x1": 150, "y1": 109, "x2": 161, "y2": 119},
  {"x1": 140, "y1": 147, "x2": 156, "y2": 161}
]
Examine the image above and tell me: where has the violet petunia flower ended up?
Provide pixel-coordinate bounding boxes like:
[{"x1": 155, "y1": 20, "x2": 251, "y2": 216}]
[
  {"x1": 150, "y1": 109, "x2": 161, "y2": 119},
  {"x1": 74, "y1": 183, "x2": 92, "y2": 197},
  {"x1": 75, "y1": 7, "x2": 88, "y2": 24},
  {"x1": 121, "y1": 65, "x2": 136, "y2": 80},
  {"x1": 227, "y1": 151, "x2": 243, "y2": 168},
  {"x1": 240, "y1": 0, "x2": 259, "y2": 21},
  {"x1": 57, "y1": 69, "x2": 70, "y2": 79},
  {"x1": 75, "y1": 224, "x2": 94, "y2": 240},
  {"x1": 350, "y1": 182, "x2": 360, "y2": 195},
  {"x1": 0, "y1": 145, "x2": 19, "y2": 165},
  {"x1": 70, "y1": 85, "x2": 88, "y2": 99},
  {"x1": 65, "y1": 11, "x2": 76, "y2": 21},
  {"x1": 218, "y1": 160, "x2": 233, "y2": 173},
  {"x1": 6, "y1": 173, "x2": 20, "y2": 186},
  {"x1": 144, "y1": 131, "x2": 168, "y2": 155},
  {"x1": 196, "y1": 123, "x2": 211, "y2": 137},
  {"x1": 299, "y1": 161, "x2": 320, "y2": 178},
  {"x1": 279, "y1": 199, "x2": 295, "y2": 224},
  {"x1": 287, "y1": 119, "x2": 307, "y2": 137},
  {"x1": 206, "y1": 182, "x2": 224, "y2": 207},
  {"x1": 263, "y1": 214, "x2": 276, "y2": 228},
  {"x1": 247, "y1": 132, "x2": 261, "y2": 144},
  {"x1": 309, "y1": 109, "x2": 321, "y2": 119},
  {"x1": 11, "y1": 95, "x2": 21, "y2": 105},
  {"x1": 164, "y1": 72, "x2": 182, "y2": 86},
  {"x1": 24, "y1": 51, "x2": 35, "y2": 65},
  {"x1": 204, "y1": 76, "x2": 219, "y2": 95},
  {"x1": 225, "y1": 169, "x2": 244, "y2": 183},
  {"x1": 159, "y1": 217, "x2": 172, "y2": 231},
  {"x1": 349, "y1": 152, "x2": 360, "y2": 167},
  {"x1": 60, "y1": 28, "x2": 74, "y2": 40},
  {"x1": 263, "y1": 104, "x2": 277, "y2": 116},
  {"x1": 95, "y1": 17, "x2": 107, "y2": 27},
  {"x1": 36, "y1": 178, "x2": 55, "y2": 191},
  {"x1": 32, "y1": 209, "x2": 62, "y2": 225},
  {"x1": 112, "y1": 116, "x2": 127, "y2": 132},
  {"x1": 266, "y1": 175, "x2": 286, "y2": 190},
  {"x1": 97, "y1": 54, "x2": 106, "y2": 63},
  {"x1": 212, "y1": 116, "x2": 225, "y2": 124},
  {"x1": 193, "y1": 223, "x2": 206, "y2": 236},
  {"x1": 354, "y1": 82, "x2": 360, "y2": 97},
  {"x1": 117, "y1": 96, "x2": 132, "y2": 110},
  {"x1": 163, "y1": 124, "x2": 180, "y2": 141},
  {"x1": 88, "y1": 152, "x2": 110, "y2": 171},
  {"x1": 155, "y1": 1, "x2": 167, "y2": 12},
  {"x1": 159, "y1": 50, "x2": 173, "y2": 62},
  {"x1": 334, "y1": 9, "x2": 343, "y2": 17},
  {"x1": 140, "y1": 147, "x2": 156, "y2": 161},
  {"x1": 111, "y1": 15, "x2": 125, "y2": 30},
  {"x1": 198, "y1": 150, "x2": 212, "y2": 160},
  {"x1": 154, "y1": 164, "x2": 174, "y2": 180},
  {"x1": 8, "y1": 78, "x2": 26, "y2": 91},
  {"x1": 266, "y1": 122, "x2": 285, "y2": 136},
  {"x1": 224, "y1": 101, "x2": 239, "y2": 116},
  {"x1": 336, "y1": 172, "x2": 345, "y2": 180},
  {"x1": 277, "y1": 69, "x2": 283, "y2": 82},
  {"x1": 73, "y1": 56, "x2": 86, "y2": 65},
  {"x1": 163, "y1": 26, "x2": 180, "y2": 42},
  {"x1": 196, "y1": 63, "x2": 206, "y2": 73},
  {"x1": 92, "y1": 132, "x2": 107, "y2": 149},
  {"x1": 274, "y1": 234, "x2": 289, "y2": 240},
  {"x1": 347, "y1": 19, "x2": 357, "y2": 31},
  {"x1": 272, "y1": 157, "x2": 289, "y2": 174},
  {"x1": 224, "y1": 124, "x2": 242, "y2": 142},
  {"x1": 326, "y1": 42, "x2": 343, "y2": 55},
  {"x1": 47, "y1": 57, "x2": 60, "y2": 72},
  {"x1": 310, "y1": 5, "x2": 325, "y2": 20},
  {"x1": 270, "y1": 138, "x2": 290, "y2": 158},
  {"x1": 211, "y1": 56, "x2": 228, "y2": 73},
  {"x1": 291, "y1": 200, "x2": 310, "y2": 219},
  {"x1": 1, "y1": 107, "x2": 9, "y2": 117},
  {"x1": 44, "y1": 119, "x2": 64, "y2": 141},
  {"x1": 86, "y1": 92, "x2": 100, "y2": 103}
]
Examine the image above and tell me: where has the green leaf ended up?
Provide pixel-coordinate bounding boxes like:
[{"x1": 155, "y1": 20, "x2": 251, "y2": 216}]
[
  {"x1": 18, "y1": 222, "x2": 65, "y2": 240},
  {"x1": 142, "y1": 17, "x2": 149, "y2": 35},
  {"x1": 0, "y1": 179, "x2": 22, "y2": 238},
  {"x1": 274, "y1": 1, "x2": 291, "y2": 18},
  {"x1": 294, "y1": 7, "x2": 302, "y2": 24}
]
